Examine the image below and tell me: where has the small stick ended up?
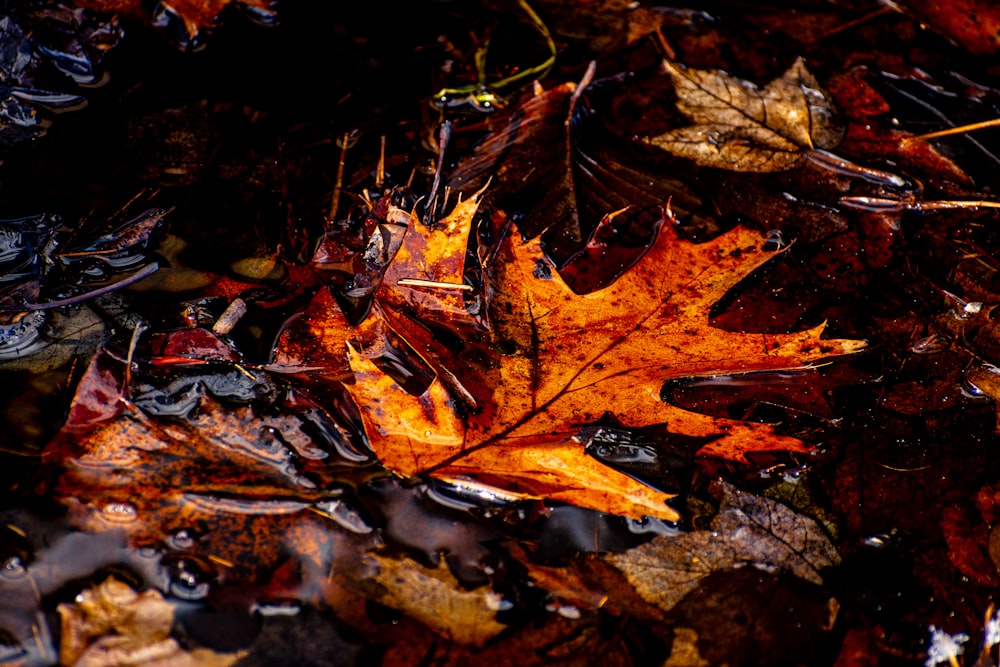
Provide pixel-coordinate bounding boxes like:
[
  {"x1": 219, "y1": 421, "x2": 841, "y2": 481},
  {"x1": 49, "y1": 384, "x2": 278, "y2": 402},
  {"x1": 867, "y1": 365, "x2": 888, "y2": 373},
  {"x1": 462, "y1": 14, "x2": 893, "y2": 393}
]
[
  {"x1": 425, "y1": 120, "x2": 452, "y2": 224},
  {"x1": 328, "y1": 132, "x2": 351, "y2": 224},
  {"x1": 122, "y1": 321, "x2": 147, "y2": 397},
  {"x1": 804, "y1": 4, "x2": 898, "y2": 44},
  {"x1": 107, "y1": 189, "x2": 150, "y2": 225},
  {"x1": 912, "y1": 117, "x2": 1000, "y2": 141},
  {"x1": 397, "y1": 278, "x2": 473, "y2": 291},
  {"x1": 207, "y1": 554, "x2": 234, "y2": 568},
  {"x1": 375, "y1": 135, "x2": 386, "y2": 189},
  {"x1": 212, "y1": 297, "x2": 247, "y2": 335},
  {"x1": 840, "y1": 195, "x2": 1000, "y2": 212}
]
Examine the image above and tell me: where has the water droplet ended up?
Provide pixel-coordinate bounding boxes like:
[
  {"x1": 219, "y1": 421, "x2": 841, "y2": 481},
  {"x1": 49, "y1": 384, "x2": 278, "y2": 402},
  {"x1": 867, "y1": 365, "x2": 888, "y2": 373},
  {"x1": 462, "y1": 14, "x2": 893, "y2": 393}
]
[
  {"x1": 183, "y1": 493, "x2": 309, "y2": 515},
  {"x1": 865, "y1": 533, "x2": 890, "y2": 548},
  {"x1": 782, "y1": 467, "x2": 805, "y2": 483},
  {"x1": 545, "y1": 602, "x2": 581, "y2": 619},
  {"x1": 556, "y1": 605, "x2": 581, "y2": 620},
  {"x1": 425, "y1": 479, "x2": 523, "y2": 510},
  {"x1": 100, "y1": 501, "x2": 138, "y2": 523},
  {"x1": 763, "y1": 229, "x2": 786, "y2": 251},
  {"x1": 532, "y1": 259, "x2": 552, "y2": 280},
  {"x1": 169, "y1": 529, "x2": 196, "y2": 550},
  {"x1": 0, "y1": 310, "x2": 46, "y2": 360},
  {"x1": 313, "y1": 499, "x2": 373, "y2": 534},
  {"x1": 909, "y1": 333, "x2": 945, "y2": 355},
  {"x1": 252, "y1": 599, "x2": 302, "y2": 617},
  {"x1": 485, "y1": 592, "x2": 513, "y2": 611},
  {"x1": 625, "y1": 517, "x2": 682, "y2": 536},
  {"x1": 0, "y1": 555, "x2": 25, "y2": 579},
  {"x1": 167, "y1": 558, "x2": 212, "y2": 601}
]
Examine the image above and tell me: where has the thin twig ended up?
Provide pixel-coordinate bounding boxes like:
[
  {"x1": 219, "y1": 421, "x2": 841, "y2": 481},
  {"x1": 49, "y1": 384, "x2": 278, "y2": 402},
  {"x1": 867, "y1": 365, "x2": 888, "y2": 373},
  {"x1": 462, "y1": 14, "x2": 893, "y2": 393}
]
[
  {"x1": 397, "y1": 278, "x2": 473, "y2": 291},
  {"x1": 375, "y1": 135, "x2": 386, "y2": 189},
  {"x1": 0, "y1": 262, "x2": 159, "y2": 311},
  {"x1": 912, "y1": 117, "x2": 1000, "y2": 141},
  {"x1": 328, "y1": 132, "x2": 351, "y2": 224},
  {"x1": 425, "y1": 120, "x2": 452, "y2": 224}
]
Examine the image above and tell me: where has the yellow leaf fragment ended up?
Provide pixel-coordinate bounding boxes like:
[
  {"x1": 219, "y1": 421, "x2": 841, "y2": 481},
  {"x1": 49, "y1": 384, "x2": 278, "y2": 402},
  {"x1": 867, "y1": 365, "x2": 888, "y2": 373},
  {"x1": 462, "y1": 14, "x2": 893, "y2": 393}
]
[{"x1": 364, "y1": 553, "x2": 507, "y2": 647}]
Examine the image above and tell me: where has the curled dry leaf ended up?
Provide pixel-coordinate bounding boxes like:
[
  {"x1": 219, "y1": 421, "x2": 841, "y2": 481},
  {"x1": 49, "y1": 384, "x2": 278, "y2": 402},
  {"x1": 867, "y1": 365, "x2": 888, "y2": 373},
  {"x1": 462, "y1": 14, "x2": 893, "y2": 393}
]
[
  {"x1": 607, "y1": 481, "x2": 840, "y2": 614},
  {"x1": 58, "y1": 576, "x2": 243, "y2": 667},
  {"x1": 275, "y1": 183, "x2": 865, "y2": 521},
  {"x1": 650, "y1": 58, "x2": 844, "y2": 172}
]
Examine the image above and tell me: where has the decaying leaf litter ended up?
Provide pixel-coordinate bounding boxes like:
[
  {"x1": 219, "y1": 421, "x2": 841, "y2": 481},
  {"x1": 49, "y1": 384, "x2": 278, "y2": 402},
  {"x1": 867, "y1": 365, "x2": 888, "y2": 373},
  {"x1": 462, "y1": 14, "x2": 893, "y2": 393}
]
[{"x1": 4, "y1": 0, "x2": 1000, "y2": 665}]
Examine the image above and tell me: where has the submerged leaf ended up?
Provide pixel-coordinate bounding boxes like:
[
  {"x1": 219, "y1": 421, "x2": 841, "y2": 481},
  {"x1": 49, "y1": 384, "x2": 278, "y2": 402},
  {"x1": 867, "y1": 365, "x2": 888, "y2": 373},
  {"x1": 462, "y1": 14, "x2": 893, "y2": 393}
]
[
  {"x1": 608, "y1": 481, "x2": 840, "y2": 613},
  {"x1": 650, "y1": 58, "x2": 843, "y2": 172}
]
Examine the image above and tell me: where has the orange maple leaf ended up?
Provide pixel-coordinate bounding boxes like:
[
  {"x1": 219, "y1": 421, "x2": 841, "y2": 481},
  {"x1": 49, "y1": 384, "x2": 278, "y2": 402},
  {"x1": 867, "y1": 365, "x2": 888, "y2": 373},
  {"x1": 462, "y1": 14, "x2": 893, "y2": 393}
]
[{"x1": 274, "y1": 187, "x2": 865, "y2": 521}]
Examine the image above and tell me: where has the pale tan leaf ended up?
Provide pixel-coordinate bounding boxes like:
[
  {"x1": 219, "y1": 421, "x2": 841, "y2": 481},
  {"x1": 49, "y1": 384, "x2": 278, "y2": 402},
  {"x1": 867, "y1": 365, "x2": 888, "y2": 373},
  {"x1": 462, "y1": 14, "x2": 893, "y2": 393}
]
[{"x1": 650, "y1": 58, "x2": 843, "y2": 172}]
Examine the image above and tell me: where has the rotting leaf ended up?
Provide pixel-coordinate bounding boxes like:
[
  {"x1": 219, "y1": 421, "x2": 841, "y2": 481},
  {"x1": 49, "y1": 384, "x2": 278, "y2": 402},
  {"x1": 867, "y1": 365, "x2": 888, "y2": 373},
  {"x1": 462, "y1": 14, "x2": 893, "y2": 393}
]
[
  {"x1": 360, "y1": 552, "x2": 507, "y2": 648},
  {"x1": 649, "y1": 58, "x2": 844, "y2": 172},
  {"x1": 277, "y1": 192, "x2": 864, "y2": 521},
  {"x1": 607, "y1": 481, "x2": 840, "y2": 613}
]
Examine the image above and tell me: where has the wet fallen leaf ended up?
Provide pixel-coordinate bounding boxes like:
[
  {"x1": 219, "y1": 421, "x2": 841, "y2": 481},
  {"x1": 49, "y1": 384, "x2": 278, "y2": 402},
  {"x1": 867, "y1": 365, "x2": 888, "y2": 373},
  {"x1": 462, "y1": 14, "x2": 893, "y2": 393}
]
[
  {"x1": 58, "y1": 576, "x2": 243, "y2": 667},
  {"x1": 607, "y1": 481, "x2": 840, "y2": 613},
  {"x1": 360, "y1": 552, "x2": 507, "y2": 647},
  {"x1": 650, "y1": 58, "x2": 844, "y2": 172},
  {"x1": 48, "y1": 339, "x2": 375, "y2": 577},
  {"x1": 277, "y1": 184, "x2": 864, "y2": 521}
]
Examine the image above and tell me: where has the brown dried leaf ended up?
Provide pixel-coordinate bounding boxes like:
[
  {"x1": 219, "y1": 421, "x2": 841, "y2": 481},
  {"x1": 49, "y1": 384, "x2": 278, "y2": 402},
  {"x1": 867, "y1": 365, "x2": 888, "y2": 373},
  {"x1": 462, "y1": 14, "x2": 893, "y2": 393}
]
[
  {"x1": 650, "y1": 58, "x2": 843, "y2": 172},
  {"x1": 607, "y1": 481, "x2": 840, "y2": 613}
]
